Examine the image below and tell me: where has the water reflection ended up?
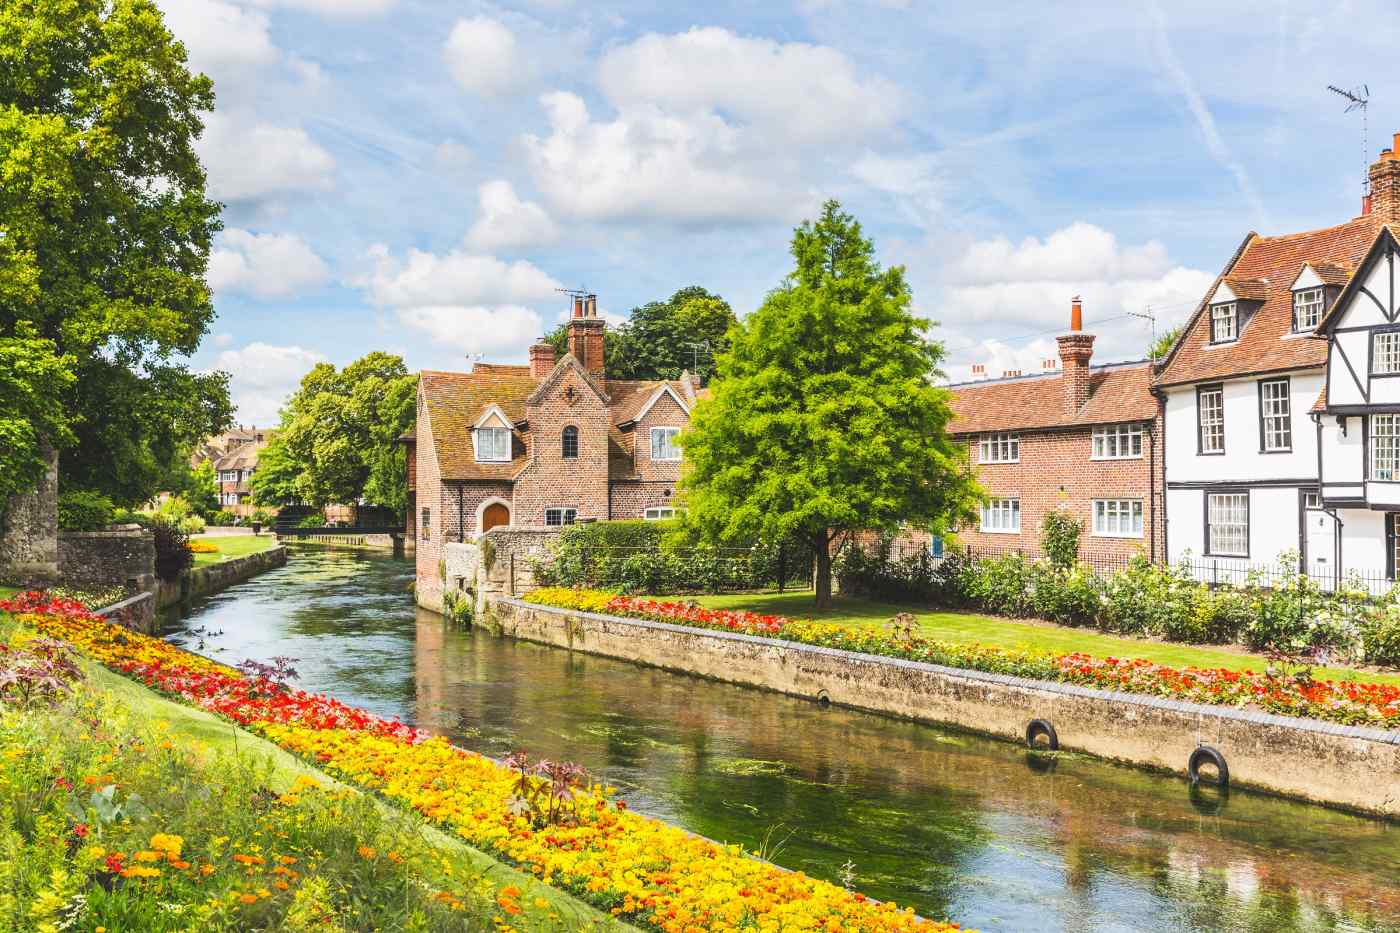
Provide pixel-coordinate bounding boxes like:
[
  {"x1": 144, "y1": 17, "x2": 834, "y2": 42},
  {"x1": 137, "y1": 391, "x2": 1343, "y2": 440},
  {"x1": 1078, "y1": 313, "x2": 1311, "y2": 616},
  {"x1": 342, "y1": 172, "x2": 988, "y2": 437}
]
[{"x1": 165, "y1": 546, "x2": 1400, "y2": 932}]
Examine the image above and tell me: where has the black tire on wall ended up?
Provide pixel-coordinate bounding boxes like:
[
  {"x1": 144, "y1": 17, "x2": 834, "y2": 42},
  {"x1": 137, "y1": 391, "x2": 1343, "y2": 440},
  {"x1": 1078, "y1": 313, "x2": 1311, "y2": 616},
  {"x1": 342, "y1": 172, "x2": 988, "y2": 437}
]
[
  {"x1": 1188, "y1": 745, "x2": 1229, "y2": 787},
  {"x1": 1025, "y1": 719, "x2": 1059, "y2": 751}
]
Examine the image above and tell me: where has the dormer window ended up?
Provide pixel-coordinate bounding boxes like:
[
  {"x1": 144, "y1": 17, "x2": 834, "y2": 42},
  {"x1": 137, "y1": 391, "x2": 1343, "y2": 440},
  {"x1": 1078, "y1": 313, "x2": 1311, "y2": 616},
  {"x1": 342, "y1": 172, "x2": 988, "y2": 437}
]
[
  {"x1": 474, "y1": 427, "x2": 511, "y2": 462},
  {"x1": 1210, "y1": 303, "x2": 1237, "y2": 343},
  {"x1": 1293, "y1": 288, "x2": 1324, "y2": 331}
]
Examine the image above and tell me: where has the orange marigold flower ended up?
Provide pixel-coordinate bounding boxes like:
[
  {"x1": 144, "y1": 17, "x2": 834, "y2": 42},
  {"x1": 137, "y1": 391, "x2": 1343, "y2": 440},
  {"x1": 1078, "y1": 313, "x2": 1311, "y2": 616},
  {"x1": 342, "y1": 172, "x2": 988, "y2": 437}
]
[{"x1": 239, "y1": 894, "x2": 258, "y2": 905}]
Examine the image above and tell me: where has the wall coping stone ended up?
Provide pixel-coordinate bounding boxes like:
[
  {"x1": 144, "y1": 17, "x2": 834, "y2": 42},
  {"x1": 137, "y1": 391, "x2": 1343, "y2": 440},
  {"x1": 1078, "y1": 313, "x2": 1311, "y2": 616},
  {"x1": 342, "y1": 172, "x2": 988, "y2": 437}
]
[
  {"x1": 498, "y1": 597, "x2": 1400, "y2": 746},
  {"x1": 93, "y1": 591, "x2": 154, "y2": 617}
]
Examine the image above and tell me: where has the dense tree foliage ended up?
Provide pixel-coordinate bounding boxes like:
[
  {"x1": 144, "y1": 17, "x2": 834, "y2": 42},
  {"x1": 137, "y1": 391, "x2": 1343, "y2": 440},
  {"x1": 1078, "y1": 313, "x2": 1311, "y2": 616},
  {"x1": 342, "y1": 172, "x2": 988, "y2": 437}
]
[
  {"x1": 1149, "y1": 325, "x2": 1183, "y2": 361},
  {"x1": 0, "y1": 0, "x2": 230, "y2": 508},
  {"x1": 680, "y1": 201, "x2": 980, "y2": 608},
  {"x1": 545, "y1": 287, "x2": 738, "y2": 384},
  {"x1": 250, "y1": 353, "x2": 418, "y2": 516},
  {"x1": 0, "y1": 327, "x2": 75, "y2": 520}
]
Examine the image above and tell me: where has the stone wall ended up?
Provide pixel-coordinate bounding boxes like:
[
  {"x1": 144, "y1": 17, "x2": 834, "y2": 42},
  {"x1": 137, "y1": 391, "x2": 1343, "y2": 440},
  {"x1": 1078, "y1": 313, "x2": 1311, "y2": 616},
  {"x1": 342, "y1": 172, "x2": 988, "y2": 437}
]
[
  {"x1": 491, "y1": 597, "x2": 1400, "y2": 819},
  {"x1": 423, "y1": 527, "x2": 559, "y2": 615},
  {"x1": 156, "y1": 546, "x2": 288, "y2": 610},
  {"x1": 0, "y1": 446, "x2": 59, "y2": 585},
  {"x1": 59, "y1": 526, "x2": 155, "y2": 591}
]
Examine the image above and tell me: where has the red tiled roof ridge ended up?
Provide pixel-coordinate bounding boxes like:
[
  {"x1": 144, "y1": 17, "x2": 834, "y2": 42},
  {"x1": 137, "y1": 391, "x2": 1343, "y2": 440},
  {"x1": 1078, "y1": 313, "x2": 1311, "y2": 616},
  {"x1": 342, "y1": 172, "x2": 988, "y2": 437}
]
[{"x1": 947, "y1": 360, "x2": 1157, "y2": 435}]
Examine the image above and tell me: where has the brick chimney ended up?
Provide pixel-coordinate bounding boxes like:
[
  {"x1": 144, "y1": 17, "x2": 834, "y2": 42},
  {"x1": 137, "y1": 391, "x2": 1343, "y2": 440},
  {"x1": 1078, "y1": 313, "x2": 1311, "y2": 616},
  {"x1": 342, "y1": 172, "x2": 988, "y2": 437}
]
[
  {"x1": 566, "y1": 293, "x2": 605, "y2": 376},
  {"x1": 528, "y1": 341, "x2": 556, "y2": 378},
  {"x1": 1367, "y1": 132, "x2": 1400, "y2": 223},
  {"x1": 1055, "y1": 296, "x2": 1094, "y2": 416}
]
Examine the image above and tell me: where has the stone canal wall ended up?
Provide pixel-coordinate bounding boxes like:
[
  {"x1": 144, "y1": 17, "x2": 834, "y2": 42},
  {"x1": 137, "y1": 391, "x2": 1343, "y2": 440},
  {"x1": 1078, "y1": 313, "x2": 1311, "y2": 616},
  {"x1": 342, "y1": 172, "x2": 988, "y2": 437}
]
[
  {"x1": 157, "y1": 546, "x2": 288, "y2": 610},
  {"x1": 490, "y1": 597, "x2": 1400, "y2": 819},
  {"x1": 59, "y1": 525, "x2": 155, "y2": 591}
]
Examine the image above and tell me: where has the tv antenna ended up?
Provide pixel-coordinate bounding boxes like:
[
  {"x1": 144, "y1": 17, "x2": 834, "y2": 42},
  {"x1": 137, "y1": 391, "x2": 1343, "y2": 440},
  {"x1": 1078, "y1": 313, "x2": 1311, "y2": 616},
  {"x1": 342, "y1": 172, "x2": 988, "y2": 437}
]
[
  {"x1": 1129, "y1": 307, "x2": 1158, "y2": 358},
  {"x1": 1328, "y1": 84, "x2": 1370, "y2": 198}
]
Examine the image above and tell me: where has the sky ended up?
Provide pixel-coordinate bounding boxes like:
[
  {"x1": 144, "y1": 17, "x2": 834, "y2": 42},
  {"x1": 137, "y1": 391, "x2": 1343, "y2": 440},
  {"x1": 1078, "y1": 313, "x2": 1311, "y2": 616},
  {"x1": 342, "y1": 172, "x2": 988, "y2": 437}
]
[{"x1": 166, "y1": 0, "x2": 1400, "y2": 425}]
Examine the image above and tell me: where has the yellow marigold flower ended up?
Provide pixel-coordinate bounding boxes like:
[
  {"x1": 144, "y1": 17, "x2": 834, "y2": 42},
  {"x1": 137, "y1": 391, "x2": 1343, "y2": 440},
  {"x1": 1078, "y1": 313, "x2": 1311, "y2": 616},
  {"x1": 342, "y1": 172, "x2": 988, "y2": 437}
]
[
  {"x1": 150, "y1": 833, "x2": 183, "y2": 857},
  {"x1": 121, "y1": 866, "x2": 161, "y2": 879},
  {"x1": 134, "y1": 850, "x2": 162, "y2": 862}
]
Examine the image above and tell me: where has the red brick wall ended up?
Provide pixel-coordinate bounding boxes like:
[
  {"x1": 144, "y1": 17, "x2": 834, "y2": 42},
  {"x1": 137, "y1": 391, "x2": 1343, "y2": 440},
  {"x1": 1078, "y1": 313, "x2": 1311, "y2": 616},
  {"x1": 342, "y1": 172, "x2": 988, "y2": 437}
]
[
  {"x1": 610, "y1": 481, "x2": 678, "y2": 518},
  {"x1": 955, "y1": 418, "x2": 1165, "y2": 563},
  {"x1": 515, "y1": 366, "x2": 611, "y2": 525},
  {"x1": 632, "y1": 391, "x2": 687, "y2": 482}
]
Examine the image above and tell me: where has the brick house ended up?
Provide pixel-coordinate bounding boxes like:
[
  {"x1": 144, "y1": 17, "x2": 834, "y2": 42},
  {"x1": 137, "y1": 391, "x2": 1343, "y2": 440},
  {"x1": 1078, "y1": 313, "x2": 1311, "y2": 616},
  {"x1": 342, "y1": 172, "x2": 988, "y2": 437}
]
[
  {"x1": 409, "y1": 294, "x2": 700, "y2": 610},
  {"x1": 193, "y1": 427, "x2": 272, "y2": 518},
  {"x1": 946, "y1": 299, "x2": 1165, "y2": 562}
]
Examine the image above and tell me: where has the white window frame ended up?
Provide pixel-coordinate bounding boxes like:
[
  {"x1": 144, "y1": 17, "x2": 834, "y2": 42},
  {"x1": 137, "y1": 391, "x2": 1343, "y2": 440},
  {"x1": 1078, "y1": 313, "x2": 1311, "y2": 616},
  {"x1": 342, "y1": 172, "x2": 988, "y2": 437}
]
[
  {"x1": 544, "y1": 507, "x2": 578, "y2": 527},
  {"x1": 1293, "y1": 288, "x2": 1324, "y2": 331},
  {"x1": 978, "y1": 433, "x2": 1020, "y2": 464},
  {"x1": 1091, "y1": 424, "x2": 1144, "y2": 460},
  {"x1": 980, "y1": 498, "x2": 1020, "y2": 533},
  {"x1": 1259, "y1": 378, "x2": 1291, "y2": 452},
  {"x1": 1210, "y1": 303, "x2": 1237, "y2": 343},
  {"x1": 1198, "y1": 384, "x2": 1224, "y2": 454},
  {"x1": 1374, "y1": 331, "x2": 1400, "y2": 375},
  {"x1": 1373, "y1": 414, "x2": 1400, "y2": 481},
  {"x1": 650, "y1": 427, "x2": 682, "y2": 462},
  {"x1": 643, "y1": 507, "x2": 677, "y2": 520},
  {"x1": 1092, "y1": 499, "x2": 1143, "y2": 538},
  {"x1": 1206, "y1": 492, "x2": 1249, "y2": 557},
  {"x1": 474, "y1": 427, "x2": 511, "y2": 463}
]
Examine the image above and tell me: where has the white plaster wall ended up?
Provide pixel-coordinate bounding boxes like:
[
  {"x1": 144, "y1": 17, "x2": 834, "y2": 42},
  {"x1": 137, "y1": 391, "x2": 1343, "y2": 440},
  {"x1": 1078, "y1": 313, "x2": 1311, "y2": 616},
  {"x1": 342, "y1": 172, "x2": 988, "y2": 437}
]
[
  {"x1": 1163, "y1": 372, "x2": 1321, "y2": 484},
  {"x1": 1249, "y1": 487, "x2": 1303, "y2": 564},
  {"x1": 1330, "y1": 331, "x2": 1369, "y2": 407},
  {"x1": 1166, "y1": 488, "x2": 1203, "y2": 562},
  {"x1": 1371, "y1": 377, "x2": 1400, "y2": 404},
  {"x1": 1320, "y1": 417, "x2": 1363, "y2": 486},
  {"x1": 1340, "y1": 508, "x2": 1388, "y2": 575},
  {"x1": 1367, "y1": 483, "x2": 1400, "y2": 508}
]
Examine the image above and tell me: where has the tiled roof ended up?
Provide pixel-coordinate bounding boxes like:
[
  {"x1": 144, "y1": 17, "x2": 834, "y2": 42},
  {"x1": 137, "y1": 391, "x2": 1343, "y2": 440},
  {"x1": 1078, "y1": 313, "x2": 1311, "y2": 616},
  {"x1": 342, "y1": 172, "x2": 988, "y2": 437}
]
[
  {"x1": 1222, "y1": 277, "x2": 1269, "y2": 301},
  {"x1": 420, "y1": 364, "x2": 697, "y2": 482},
  {"x1": 947, "y1": 361, "x2": 1157, "y2": 435},
  {"x1": 1311, "y1": 384, "x2": 1327, "y2": 413},
  {"x1": 1156, "y1": 215, "x2": 1381, "y2": 387},
  {"x1": 214, "y1": 445, "x2": 261, "y2": 471}
]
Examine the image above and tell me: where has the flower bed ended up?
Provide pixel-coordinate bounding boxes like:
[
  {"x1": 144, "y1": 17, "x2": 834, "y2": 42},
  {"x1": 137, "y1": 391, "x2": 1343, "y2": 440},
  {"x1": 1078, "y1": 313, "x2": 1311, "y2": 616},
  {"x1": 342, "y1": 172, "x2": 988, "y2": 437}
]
[
  {"x1": 0, "y1": 591, "x2": 954, "y2": 933},
  {"x1": 523, "y1": 588, "x2": 1400, "y2": 728}
]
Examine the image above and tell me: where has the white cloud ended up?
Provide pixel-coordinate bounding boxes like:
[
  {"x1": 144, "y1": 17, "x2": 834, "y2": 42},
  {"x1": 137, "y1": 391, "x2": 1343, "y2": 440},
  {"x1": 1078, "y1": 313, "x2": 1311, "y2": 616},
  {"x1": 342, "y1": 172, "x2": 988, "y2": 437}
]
[
  {"x1": 465, "y1": 180, "x2": 559, "y2": 250},
  {"x1": 523, "y1": 27, "x2": 899, "y2": 226},
  {"x1": 950, "y1": 222, "x2": 1171, "y2": 286},
  {"x1": 396, "y1": 305, "x2": 545, "y2": 358},
  {"x1": 164, "y1": 0, "x2": 278, "y2": 80},
  {"x1": 243, "y1": 0, "x2": 396, "y2": 13},
  {"x1": 208, "y1": 229, "x2": 330, "y2": 298},
  {"x1": 213, "y1": 342, "x2": 326, "y2": 425},
  {"x1": 199, "y1": 113, "x2": 335, "y2": 203},
  {"x1": 444, "y1": 17, "x2": 531, "y2": 97}
]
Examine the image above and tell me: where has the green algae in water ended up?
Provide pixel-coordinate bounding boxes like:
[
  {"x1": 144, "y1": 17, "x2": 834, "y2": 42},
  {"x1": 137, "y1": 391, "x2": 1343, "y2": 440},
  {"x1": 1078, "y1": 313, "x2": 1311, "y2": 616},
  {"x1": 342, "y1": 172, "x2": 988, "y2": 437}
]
[{"x1": 709, "y1": 756, "x2": 792, "y2": 777}]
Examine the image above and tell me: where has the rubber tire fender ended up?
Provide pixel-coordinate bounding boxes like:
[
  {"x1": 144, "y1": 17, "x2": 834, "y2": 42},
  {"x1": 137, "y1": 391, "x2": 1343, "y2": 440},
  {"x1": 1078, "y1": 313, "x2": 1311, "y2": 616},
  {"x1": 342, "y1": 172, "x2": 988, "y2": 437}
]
[
  {"x1": 1188, "y1": 745, "x2": 1229, "y2": 787},
  {"x1": 1025, "y1": 718, "x2": 1059, "y2": 751}
]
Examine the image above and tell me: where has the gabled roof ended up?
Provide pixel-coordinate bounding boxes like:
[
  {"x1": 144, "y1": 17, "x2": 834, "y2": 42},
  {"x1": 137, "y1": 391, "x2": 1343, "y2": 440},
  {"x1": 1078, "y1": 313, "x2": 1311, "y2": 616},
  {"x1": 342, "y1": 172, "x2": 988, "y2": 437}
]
[
  {"x1": 947, "y1": 361, "x2": 1156, "y2": 435},
  {"x1": 1315, "y1": 225, "x2": 1400, "y2": 333},
  {"x1": 618, "y1": 382, "x2": 690, "y2": 427},
  {"x1": 1218, "y1": 277, "x2": 1269, "y2": 301},
  {"x1": 1156, "y1": 215, "x2": 1381, "y2": 387}
]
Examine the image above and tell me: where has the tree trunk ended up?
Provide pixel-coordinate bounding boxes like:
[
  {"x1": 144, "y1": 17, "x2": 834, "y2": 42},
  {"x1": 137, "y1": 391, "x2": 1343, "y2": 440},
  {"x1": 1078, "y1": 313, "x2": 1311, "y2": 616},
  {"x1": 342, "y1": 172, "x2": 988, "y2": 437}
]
[{"x1": 814, "y1": 533, "x2": 832, "y2": 610}]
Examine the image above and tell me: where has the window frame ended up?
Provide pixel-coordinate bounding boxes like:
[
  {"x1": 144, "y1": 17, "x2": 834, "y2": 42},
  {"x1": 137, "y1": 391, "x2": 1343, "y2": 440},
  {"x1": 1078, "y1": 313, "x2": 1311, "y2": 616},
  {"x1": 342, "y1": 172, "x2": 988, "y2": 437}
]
[
  {"x1": 473, "y1": 426, "x2": 512, "y2": 463},
  {"x1": 1209, "y1": 303, "x2": 1238, "y2": 343},
  {"x1": 544, "y1": 507, "x2": 578, "y2": 527},
  {"x1": 1196, "y1": 383, "x2": 1225, "y2": 455},
  {"x1": 643, "y1": 507, "x2": 677, "y2": 521},
  {"x1": 1373, "y1": 414, "x2": 1400, "y2": 481},
  {"x1": 1091, "y1": 498, "x2": 1144, "y2": 538},
  {"x1": 1091, "y1": 423, "x2": 1144, "y2": 460},
  {"x1": 420, "y1": 507, "x2": 430, "y2": 542},
  {"x1": 980, "y1": 498, "x2": 1021, "y2": 534},
  {"x1": 1292, "y1": 288, "x2": 1324, "y2": 332},
  {"x1": 977, "y1": 432, "x2": 1020, "y2": 464},
  {"x1": 1257, "y1": 377, "x2": 1292, "y2": 453},
  {"x1": 1204, "y1": 490, "x2": 1249, "y2": 558},
  {"x1": 1373, "y1": 329, "x2": 1400, "y2": 376},
  {"x1": 650, "y1": 426, "x2": 682, "y2": 462},
  {"x1": 561, "y1": 425, "x2": 579, "y2": 460}
]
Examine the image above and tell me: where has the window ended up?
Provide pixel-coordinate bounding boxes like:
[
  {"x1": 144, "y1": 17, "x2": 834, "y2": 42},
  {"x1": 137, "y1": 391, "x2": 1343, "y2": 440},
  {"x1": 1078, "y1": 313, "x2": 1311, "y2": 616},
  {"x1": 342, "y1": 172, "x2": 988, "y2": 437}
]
[
  {"x1": 1293, "y1": 288, "x2": 1324, "y2": 331},
  {"x1": 1210, "y1": 303, "x2": 1237, "y2": 343},
  {"x1": 980, "y1": 498, "x2": 1020, "y2": 533},
  {"x1": 420, "y1": 507, "x2": 430, "y2": 541},
  {"x1": 1374, "y1": 414, "x2": 1400, "y2": 480},
  {"x1": 1206, "y1": 492, "x2": 1248, "y2": 556},
  {"x1": 1304, "y1": 492, "x2": 1322, "y2": 510},
  {"x1": 545, "y1": 508, "x2": 578, "y2": 526},
  {"x1": 1093, "y1": 499, "x2": 1143, "y2": 537},
  {"x1": 650, "y1": 427, "x2": 681, "y2": 461},
  {"x1": 561, "y1": 425, "x2": 579, "y2": 459},
  {"x1": 1375, "y1": 332, "x2": 1400, "y2": 375},
  {"x1": 1092, "y1": 424, "x2": 1143, "y2": 460},
  {"x1": 1197, "y1": 384, "x2": 1224, "y2": 453},
  {"x1": 474, "y1": 427, "x2": 511, "y2": 462},
  {"x1": 978, "y1": 433, "x2": 1020, "y2": 464},
  {"x1": 1259, "y1": 378, "x2": 1291, "y2": 451},
  {"x1": 644, "y1": 507, "x2": 677, "y2": 520}
]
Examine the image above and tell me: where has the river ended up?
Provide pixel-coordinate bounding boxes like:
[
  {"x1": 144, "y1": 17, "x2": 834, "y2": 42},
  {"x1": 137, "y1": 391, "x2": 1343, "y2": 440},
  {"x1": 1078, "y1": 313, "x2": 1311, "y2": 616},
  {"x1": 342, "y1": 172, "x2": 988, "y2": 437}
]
[{"x1": 162, "y1": 545, "x2": 1400, "y2": 932}]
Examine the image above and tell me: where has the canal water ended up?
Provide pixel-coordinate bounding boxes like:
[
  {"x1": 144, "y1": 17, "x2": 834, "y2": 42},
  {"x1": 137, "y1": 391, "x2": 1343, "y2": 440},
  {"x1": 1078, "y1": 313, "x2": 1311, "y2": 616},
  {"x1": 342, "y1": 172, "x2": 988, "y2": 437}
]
[{"x1": 163, "y1": 545, "x2": 1400, "y2": 933}]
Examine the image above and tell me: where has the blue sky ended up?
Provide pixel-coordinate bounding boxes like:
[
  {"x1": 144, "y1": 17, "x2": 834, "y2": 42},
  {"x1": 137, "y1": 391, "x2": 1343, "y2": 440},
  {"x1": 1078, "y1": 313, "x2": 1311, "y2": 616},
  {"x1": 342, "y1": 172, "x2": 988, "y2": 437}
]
[{"x1": 166, "y1": 0, "x2": 1399, "y2": 423}]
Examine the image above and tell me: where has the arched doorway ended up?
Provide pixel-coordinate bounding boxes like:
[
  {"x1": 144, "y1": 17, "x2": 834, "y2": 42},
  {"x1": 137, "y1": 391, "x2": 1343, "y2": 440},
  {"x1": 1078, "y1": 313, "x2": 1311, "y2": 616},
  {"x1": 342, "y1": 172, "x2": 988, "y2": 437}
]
[{"x1": 482, "y1": 502, "x2": 510, "y2": 532}]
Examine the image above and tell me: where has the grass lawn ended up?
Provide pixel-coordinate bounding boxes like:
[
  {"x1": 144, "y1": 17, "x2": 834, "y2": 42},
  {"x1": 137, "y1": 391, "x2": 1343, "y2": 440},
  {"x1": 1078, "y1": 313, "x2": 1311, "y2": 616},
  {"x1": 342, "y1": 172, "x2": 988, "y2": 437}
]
[
  {"x1": 690, "y1": 591, "x2": 1400, "y2": 687},
  {"x1": 191, "y1": 534, "x2": 278, "y2": 566},
  {"x1": 0, "y1": 585, "x2": 17, "y2": 601}
]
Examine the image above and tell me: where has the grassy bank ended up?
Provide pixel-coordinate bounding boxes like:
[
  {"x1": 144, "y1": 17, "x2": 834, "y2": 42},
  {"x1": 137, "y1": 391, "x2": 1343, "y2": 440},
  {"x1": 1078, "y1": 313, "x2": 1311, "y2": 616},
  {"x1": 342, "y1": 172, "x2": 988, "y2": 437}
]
[
  {"x1": 687, "y1": 591, "x2": 1400, "y2": 688},
  {"x1": 190, "y1": 534, "x2": 279, "y2": 566}
]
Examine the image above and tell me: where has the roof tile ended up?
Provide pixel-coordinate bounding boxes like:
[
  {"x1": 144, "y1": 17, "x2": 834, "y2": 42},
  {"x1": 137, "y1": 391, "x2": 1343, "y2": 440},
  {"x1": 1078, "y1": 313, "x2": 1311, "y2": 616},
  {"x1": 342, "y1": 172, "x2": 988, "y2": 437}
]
[{"x1": 948, "y1": 362, "x2": 1156, "y2": 434}]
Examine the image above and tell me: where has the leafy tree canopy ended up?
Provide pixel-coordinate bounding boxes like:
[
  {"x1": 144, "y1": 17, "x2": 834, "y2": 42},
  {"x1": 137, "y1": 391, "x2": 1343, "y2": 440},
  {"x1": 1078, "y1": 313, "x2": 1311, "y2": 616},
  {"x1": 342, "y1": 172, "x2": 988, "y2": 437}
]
[
  {"x1": 0, "y1": 0, "x2": 229, "y2": 506},
  {"x1": 251, "y1": 353, "x2": 418, "y2": 515},
  {"x1": 680, "y1": 201, "x2": 980, "y2": 607},
  {"x1": 0, "y1": 326, "x2": 75, "y2": 520},
  {"x1": 545, "y1": 286, "x2": 738, "y2": 384},
  {"x1": 1149, "y1": 325, "x2": 1183, "y2": 362}
]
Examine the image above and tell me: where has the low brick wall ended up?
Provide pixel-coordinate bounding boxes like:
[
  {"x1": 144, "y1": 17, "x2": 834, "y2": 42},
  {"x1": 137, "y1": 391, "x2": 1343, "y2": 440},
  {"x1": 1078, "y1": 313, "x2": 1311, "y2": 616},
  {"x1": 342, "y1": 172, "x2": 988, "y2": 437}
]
[
  {"x1": 490, "y1": 597, "x2": 1400, "y2": 819},
  {"x1": 157, "y1": 546, "x2": 288, "y2": 610},
  {"x1": 59, "y1": 525, "x2": 156, "y2": 591},
  {"x1": 418, "y1": 528, "x2": 559, "y2": 614}
]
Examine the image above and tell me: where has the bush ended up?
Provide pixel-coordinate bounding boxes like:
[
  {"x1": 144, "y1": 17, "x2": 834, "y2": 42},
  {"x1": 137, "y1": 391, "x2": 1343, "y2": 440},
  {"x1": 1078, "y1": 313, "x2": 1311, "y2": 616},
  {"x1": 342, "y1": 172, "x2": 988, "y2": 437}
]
[
  {"x1": 1362, "y1": 607, "x2": 1400, "y2": 666},
  {"x1": 151, "y1": 519, "x2": 193, "y2": 582},
  {"x1": 110, "y1": 507, "x2": 152, "y2": 528},
  {"x1": 1040, "y1": 509, "x2": 1081, "y2": 571},
  {"x1": 209, "y1": 509, "x2": 237, "y2": 526},
  {"x1": 297, "y1": 514, "x2": 327, "y2": 528},
  {"x1": 1031, "y1": 564, "x2": 1100, "y2": 627},
  {"x1": 153, "y1": 495, "x2": 205, "y2": 535},
  {"x1": 57, "y1": 490, "x2": 115, "y2": 531}
]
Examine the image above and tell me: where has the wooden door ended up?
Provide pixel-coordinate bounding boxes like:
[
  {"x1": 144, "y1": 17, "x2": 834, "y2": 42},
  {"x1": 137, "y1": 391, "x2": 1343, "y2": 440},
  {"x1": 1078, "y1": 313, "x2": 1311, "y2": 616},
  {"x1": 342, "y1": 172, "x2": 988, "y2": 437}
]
[{"x1": 482, "y1": 503, "x2": 510, "y2": 532}]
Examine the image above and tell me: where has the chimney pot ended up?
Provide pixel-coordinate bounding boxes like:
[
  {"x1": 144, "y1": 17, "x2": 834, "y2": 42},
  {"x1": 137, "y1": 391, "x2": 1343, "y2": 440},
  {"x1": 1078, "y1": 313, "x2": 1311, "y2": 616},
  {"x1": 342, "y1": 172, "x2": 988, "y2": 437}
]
[
  {"x1": 1368, "y1": 133, "x2": 1400, "y2": 222},
  {"x1": 585, "y1": 295, "x2": 597, "y2": 317},
  {"x1": 1070, "y1": 295, "x2": 1083, "y2": 332},
  {"x1": 1056, "y1": 296, "x2": 1095, "y2": 415}
]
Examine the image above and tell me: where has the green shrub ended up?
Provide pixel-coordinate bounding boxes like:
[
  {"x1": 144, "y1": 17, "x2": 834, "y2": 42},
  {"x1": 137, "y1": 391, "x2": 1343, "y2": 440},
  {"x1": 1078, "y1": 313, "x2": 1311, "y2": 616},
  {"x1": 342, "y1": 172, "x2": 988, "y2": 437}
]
[
  {"x1": 151, "y1": 519, "x2": 193, "y2": 582},
  {"x1": 1040, "y1": 508, "x2": 1081, "y2": 571},
  {"x1": 964, "y1": 553, "x2": 1036, "y2": 617},
  {"x1": 209, "y1": 509, "x2": 237, "y2": 525},
  {"x1": 57, "y1": 490, "x2": 115, "y2": 531},
  {"x1": 1031, "y1": 564, "x2": 1100, "y2": 627},
  {"x1": 297, "y1": 513, "x2": 327, "y2": 528},
  {"x1": 1361, "y1": 606, "x2": 1400, "y2": 666}
]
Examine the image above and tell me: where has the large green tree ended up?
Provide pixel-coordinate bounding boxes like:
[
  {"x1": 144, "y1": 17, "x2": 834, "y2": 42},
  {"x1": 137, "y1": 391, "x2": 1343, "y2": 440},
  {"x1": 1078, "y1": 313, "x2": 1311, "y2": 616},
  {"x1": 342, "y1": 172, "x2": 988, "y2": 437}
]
[
  {"x1": 0, "y1": 0, "x2": 230, "y2": 508},
  {"x1": 250, "y1": 353, "x2": 418, "y2": 516},
  {"x1": 545, "y1": 286, "x2": 738, "y2": 384},
  {"x1": 680, "y1": 201, "x2": 979, "y2": 608}
]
